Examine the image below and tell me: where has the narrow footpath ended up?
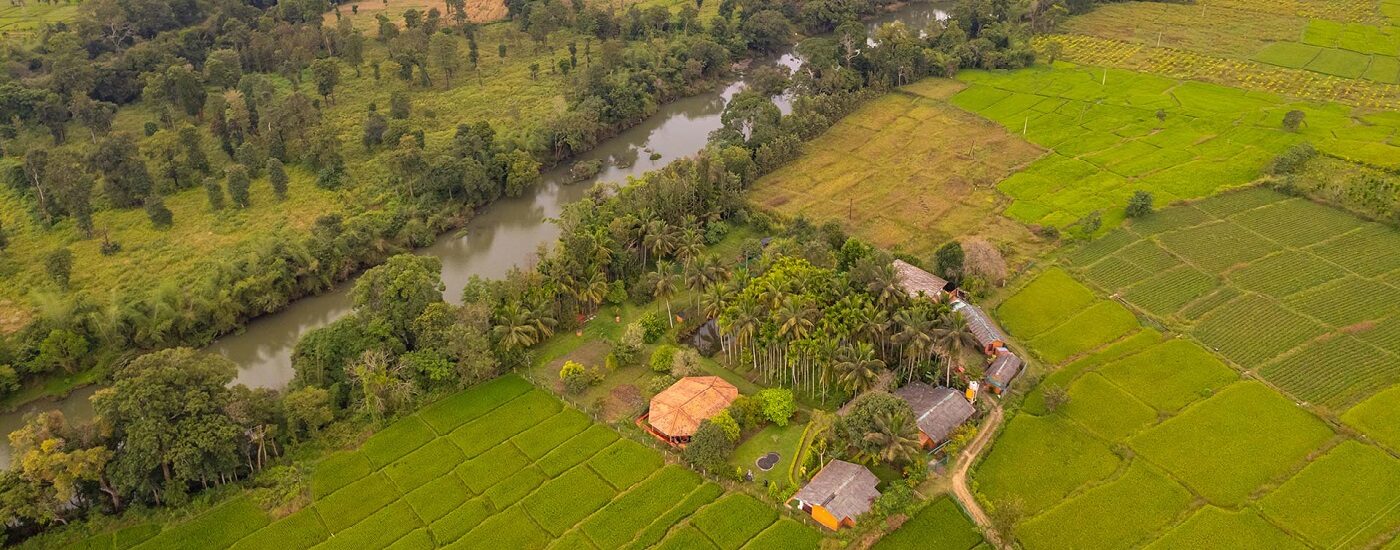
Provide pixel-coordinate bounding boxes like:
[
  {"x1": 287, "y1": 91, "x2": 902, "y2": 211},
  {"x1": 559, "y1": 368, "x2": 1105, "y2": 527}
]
[{"x1": 949, "y1": 403, "x2": 1005, "y2": 548}]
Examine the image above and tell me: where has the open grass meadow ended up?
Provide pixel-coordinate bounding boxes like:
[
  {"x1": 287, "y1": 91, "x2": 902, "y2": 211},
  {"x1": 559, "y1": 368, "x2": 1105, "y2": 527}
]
[
  {"x1": 63, "y1": 374, "x2": 822, "y2": 549},
  {"x1": 748, "y1": 79, "x2": 1047, "y2": 261},
  {"x1": 873, "y1": 496, "x2": 984, "y2": 550},
  {"x1": 1064, "y1": 187, "x2": 1400, "y2": 411},
  {"x1": 950, "y1": 62, "x2": 1400, "y2": 232}
]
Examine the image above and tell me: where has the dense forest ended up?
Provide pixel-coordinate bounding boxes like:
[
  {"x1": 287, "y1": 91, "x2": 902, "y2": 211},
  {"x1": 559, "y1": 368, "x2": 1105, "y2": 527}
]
[{"x1": 0, "y1": 0, "x2": 1113, "y2": 542}]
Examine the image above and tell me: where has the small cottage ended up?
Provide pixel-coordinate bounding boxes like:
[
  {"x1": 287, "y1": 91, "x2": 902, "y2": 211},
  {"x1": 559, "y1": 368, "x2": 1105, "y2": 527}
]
[
  {"x1": 892, "y1": 259, "x2": 948, "y2": 301},
  {"x1": 985, "y1": 352, "x2": 1023, "y2": 394},
  {"x1": 789, "y1": 460, "x2": 881, "y2": 530},
  {"x1": 640, "y1": 376, "x2": 738, "y2": 447},
  {"x1": 894, "y1": 382, "x2": 976, "y2": 451},
  {"x1": 952, "y1": 299, "x2": 1006, "y2": 355}
]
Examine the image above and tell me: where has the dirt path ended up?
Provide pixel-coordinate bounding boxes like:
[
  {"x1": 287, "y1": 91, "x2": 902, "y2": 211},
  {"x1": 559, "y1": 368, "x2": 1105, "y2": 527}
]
[{"x1": 949, "y1": 403, "x2": 1005, "y2": 548}]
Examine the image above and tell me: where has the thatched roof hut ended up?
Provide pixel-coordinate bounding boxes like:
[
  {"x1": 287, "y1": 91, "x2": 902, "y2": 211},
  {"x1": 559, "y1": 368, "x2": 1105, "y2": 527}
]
[
  {"x1": 893, "y1": 259, "x2": 948, "y2": 300},
  {"x1": 894, "y1": 382, "x2": 975, "y2": 449},
  {"x1": 790, "y1": 460, "x2": 881, "y2": 530},
  {"x1": 645, "y1": 376, "x2": 738, "y2": 442}
]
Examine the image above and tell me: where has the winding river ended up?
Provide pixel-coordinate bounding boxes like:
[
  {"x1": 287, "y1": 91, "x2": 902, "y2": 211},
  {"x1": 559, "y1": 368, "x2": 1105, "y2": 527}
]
[{"x1": 0, "y1": 2, "x2": 949, "y2": 468}]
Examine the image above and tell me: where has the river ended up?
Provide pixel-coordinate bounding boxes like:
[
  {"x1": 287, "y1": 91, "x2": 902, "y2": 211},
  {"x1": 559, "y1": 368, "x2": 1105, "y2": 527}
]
[{"x1": 0, "y1": 2, "x2": 949, "y2": 468}]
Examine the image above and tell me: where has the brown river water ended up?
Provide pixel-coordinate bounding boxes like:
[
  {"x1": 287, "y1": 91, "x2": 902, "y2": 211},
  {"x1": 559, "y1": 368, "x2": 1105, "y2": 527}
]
[{"x1": 0, "y1": 2, "x2": 949, "y2": 467}]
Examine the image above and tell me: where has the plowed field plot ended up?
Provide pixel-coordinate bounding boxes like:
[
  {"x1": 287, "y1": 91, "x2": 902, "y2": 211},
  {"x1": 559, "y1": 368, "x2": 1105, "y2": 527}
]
[
  {"x1": 749, "y1": 79, "x2": 1046, "y2": 260},
  {"x1": 76, "y1": 375, "x2": 819, "y2": 549}
]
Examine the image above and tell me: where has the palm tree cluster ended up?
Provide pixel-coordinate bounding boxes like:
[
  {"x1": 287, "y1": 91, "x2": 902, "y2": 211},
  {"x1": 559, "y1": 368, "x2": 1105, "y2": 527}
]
[{"x1": 714, "y1": 252, "x2": 979, "y2": 404}]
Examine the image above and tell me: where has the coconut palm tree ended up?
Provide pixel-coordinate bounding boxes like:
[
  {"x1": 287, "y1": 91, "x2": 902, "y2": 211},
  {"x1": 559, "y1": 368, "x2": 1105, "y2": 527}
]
[
  {"x1": 892, "y1": 307, "x2": 935, "y2": 381},
  {"x1": 492, "y1": 302, "x2": 539, "y2": 350},
  {"x1": 862, "y1": 409, "x2": 922, "y2": 465},
  {"x1": 648, "y1": 260, "x2": 682, "y2": 326},
  {"x1": 836, "y1": 342, "x2": 884, "y2": 396},
  {"x1": 935, "y1": 310, "x2": 981, "y2": 386},
  {"x1": 643, "y1": 220, "x2": 672, "y2": 266}
]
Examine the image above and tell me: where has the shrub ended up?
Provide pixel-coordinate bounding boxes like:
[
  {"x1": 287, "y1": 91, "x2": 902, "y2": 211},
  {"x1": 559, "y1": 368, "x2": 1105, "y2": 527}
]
[
  {"x1": 935, "y1": 241, "x2": 965, "y2": 282},
  {"x1": 1043, "y1": 384, "x2": 1070, "y2": 412},
  {"x1": 711, "y1": 409, "x2": 740, "y2": 442},
  {"x1": 650, "y1": 345, "x2": 678, "y2": 373},
  {"x1": 1282, "y1": 109, "x2": 1305, "y2": 131},
  {"x1": 683, "y1": 419, "x2": 734, "y2": 472},
  {"x1": 570, "y1": 159, "x2": 602, "y2": 181},
  {"x1": 45, "y1": 248, "x2": 72, "y2": 288},
  {"x1": 671, "y1": 347, "x2": 700, "y2": 376},
  {"x1": 639, "y1": 311, "x2": 666, "y2": 343},
  {"x1": 730, "y1": 395, "x2": 767, "y2": 429},
  {"x1": 613, "y1": 322, "x2": 644, "y2": 366},
  {"x1": 560, "y1": 360, "x2": 598, "y2": 394},
  {"x1": 758, "y1": 388, "x2": 796, "y2": 426},
  {"x1": 872, "y1": 480, "x2": 915, "y2": 518},
  {"x1": 1266, "y1": 142, "x2": 1316, "y2": 176}
]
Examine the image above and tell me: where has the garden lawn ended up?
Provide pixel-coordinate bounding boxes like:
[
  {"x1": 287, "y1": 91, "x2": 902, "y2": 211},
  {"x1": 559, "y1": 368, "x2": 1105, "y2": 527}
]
[
  {"x1": 1259, "y1": 441, "x2": 1400, "y2": 548},
  {"x1": 1018, "y1": 461, "x2": 1193, "y2": 550},
  {"x1": 731, "y1": 421, "x2": 806, "y2": 485},
  {"x1": 972, "y1": 414, "x2": 1121, "y2": 515},
  {"x1": 1342, "y1": 384, "x2": 1400, "y2": 453},
  {"x1": 874, "y1": 496, "x2": 984, "y2": 550},
  {"x1": 1145, "y1": 506, "x2": 1307, "y2": 550},
  {"x1": 1129, "y1": 382, "x2": 1333, "y2": 506}
]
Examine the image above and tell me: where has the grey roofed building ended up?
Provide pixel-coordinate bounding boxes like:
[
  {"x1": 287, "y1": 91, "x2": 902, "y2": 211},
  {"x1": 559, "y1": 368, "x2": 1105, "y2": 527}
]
[
  {"x1": 894, "y1": 382, "x2": 975, "y2": 445},
  {"x1": 986, "y1": 352, "x2": 1024, "y2": 391},
  {"x1": 952, "y1": 300, "x2": 1006, "y2": 351},
  {"x1": 791, "y1": 459, "x2": 881, "y2": 526},
  {"x1": 892, "y1": 259, "x2": 948, "y2": 300}
]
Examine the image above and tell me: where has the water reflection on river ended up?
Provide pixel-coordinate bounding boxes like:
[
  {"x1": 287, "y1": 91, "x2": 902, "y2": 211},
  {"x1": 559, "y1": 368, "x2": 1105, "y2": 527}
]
[{"x1": 0, "y1": 2, "x2": 949, "y2": 468}]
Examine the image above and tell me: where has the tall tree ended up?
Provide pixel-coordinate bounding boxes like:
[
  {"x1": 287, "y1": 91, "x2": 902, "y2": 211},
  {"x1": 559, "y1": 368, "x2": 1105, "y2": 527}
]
[
  {"x1": 92, "y1": 348, "x2": 241, "y2": 506},
  {"x1": 351, "y1": 254, "x2": 445, "y2": 344},
  {"x1": 225, "y1": 164, "x2": 251, "y2": 208}
]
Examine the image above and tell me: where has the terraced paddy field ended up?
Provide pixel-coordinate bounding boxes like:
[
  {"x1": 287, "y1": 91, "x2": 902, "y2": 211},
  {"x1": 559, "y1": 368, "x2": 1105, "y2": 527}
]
[
  {"x1": 67, "y1": 375, "x2": 821, "y2": 550},
  {"x1": 1064, "y1": 187, "x2": 1400, "y2": 411},
  {"x1": 873, "y1": 496, "x2": 985, "y2": 550},
  {"x1": 974, "y1": 268, "x2": 1400, "y2": 550},
  {"x1": 950, "y1": 63, "x2": 1400, "y2": 232},
  {"x1": 748, "y1": 79, "x2": 1046, "y2": 260}
]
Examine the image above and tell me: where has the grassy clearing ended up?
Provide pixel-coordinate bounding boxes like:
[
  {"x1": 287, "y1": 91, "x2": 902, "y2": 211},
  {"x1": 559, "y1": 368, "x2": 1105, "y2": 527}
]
[
  {"x1": 972, "y1": 414, "x2": 1122, "y2": 515},
  {"x1": 104, "y1": 374, "x2": 820, "y2": 549},
  {"x1": 1129, "y1": 382, "x2": 1333, "y2": 506},
  {"x1": 1146, "y1": 506, "x2": 1307, "y2": 550},
  {"x1": 748, "y1": 79, "x2": 1047, "y2": 261},
  {"x1": 1018, "y1": 461, "x2": 1193, "y2": 550},
  {"x1": 1259, "y1": 440, "x2": 1400, "y2": 548},
  {"x1": 1342, "y1": 384, "x2": 1400, "y2": 453},
  {"x1": 874, "y1": 496, "x2": 984, "y2": 550}
]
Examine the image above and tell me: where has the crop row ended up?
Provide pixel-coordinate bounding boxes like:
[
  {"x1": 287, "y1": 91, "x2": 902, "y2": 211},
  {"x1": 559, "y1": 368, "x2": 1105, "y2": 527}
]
[
  {"x1": 1122, "y1": 265, "x2": 1220, "y2": 316},
  {"x1": 1260, "y1": 335, "x2": 1400, "y2": 410},
  {"x1": 1157, "y1": 221, "x2": 1277, "y2": 273},
  {"x1": 1193, "y1": 294, "x2": 1326, "y2": 368},
  {"x1": 1285, "y1": 276, "x2": 1400, "y2": 327},
  {"x1": 1226, "y1": 250, "x2": 1346, "y2": 299}
]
